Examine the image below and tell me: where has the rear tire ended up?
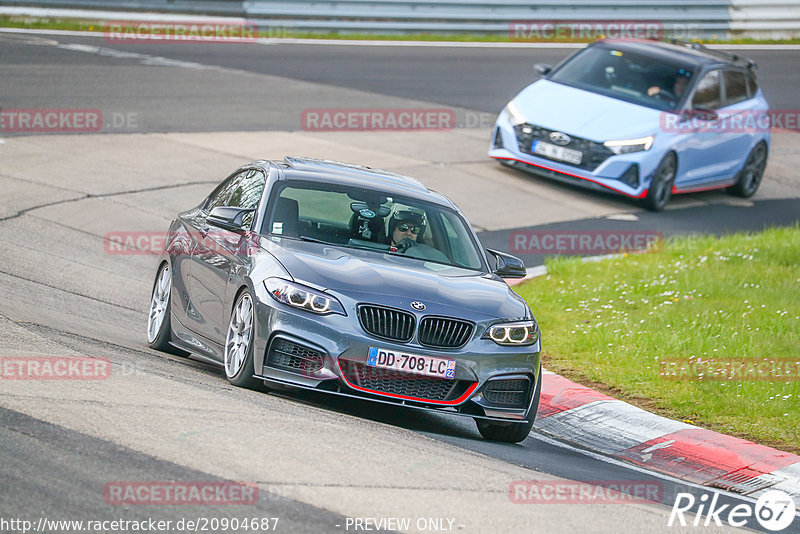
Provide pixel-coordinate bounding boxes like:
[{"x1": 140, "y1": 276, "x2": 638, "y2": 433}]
[
  {"x1": 641, "y1": 153, "x2": 677, "y2": 212},
  {"x1": 476, "y1": 367, "x2": 542, "y2": 443},
  {"x1": 146, "y1": 262, "x2": 189, "y2": 357},
  {"x1": 728, "y1": 142, "x2": 767, "y2": 198}
]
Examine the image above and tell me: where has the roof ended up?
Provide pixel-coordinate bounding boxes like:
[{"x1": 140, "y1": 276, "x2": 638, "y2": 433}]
[
  {"x1": 249, "y1": 157, "x2": 455, "y2": 208},
  {"x1": 592, "y1": 38, "x2": 757, "y2": 71}
]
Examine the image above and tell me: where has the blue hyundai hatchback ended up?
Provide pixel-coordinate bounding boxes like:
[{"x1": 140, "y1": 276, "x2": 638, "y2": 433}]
[{"x1": 489, "y1": 39, "x2": 770, "y2": 210}]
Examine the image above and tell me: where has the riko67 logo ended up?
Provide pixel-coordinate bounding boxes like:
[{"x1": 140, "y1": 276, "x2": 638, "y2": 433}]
[{"x1": 669, "y1": 489, "x2": 796, "y2": 531}]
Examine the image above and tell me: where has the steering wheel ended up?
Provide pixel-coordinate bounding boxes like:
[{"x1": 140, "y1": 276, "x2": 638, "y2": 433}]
[
  {"x1": 395, "y1": 237, "x2": 416, "y2": 254},
  {"x1": 653, "y1": 89, "x2": 677, "y2": 103}
]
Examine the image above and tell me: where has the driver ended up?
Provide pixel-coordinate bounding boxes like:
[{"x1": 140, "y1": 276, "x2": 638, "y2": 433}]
[
  {"x1": 387, "y1": 209, "x2": 425, "y2": 253},
  {"x1": 648, "y1": 73, "x2": 690, "y2": 99}
]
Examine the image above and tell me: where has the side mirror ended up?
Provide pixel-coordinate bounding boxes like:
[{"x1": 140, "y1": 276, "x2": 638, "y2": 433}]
[
  {"x1": 207, "y1": 206, "x2": 255, "y2": 232},
  {"x1": 534, "y1": 63, "x2": 553, "y2": 77},
  {"x1": 486, "y1": 249, "x2": 527, "y2": 279},
  {"x1": 689, "y1": 106, "x2": 718, "y2": 121}
]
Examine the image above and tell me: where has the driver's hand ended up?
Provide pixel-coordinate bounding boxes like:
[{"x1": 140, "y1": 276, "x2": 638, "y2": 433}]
[
  {"x1": 396, "y1": 237, "x2": 417, "y2": 253},
  {"x1": 647, "y1": 86, "x2": 659, "y2": 96}
]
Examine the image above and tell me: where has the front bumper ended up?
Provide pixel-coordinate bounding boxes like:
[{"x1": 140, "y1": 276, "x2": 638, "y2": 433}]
[
  {"x1": 488, "y1": 110, "x2": 661, "y2": 199},
  {"x1": 251, "y1": 283, "x2": 541, "y2": 423}
]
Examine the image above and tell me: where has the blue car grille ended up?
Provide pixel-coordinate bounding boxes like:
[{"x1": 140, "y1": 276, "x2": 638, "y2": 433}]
[
  {"x1": 340, "y1": 361, "x2": 471, "y2": 402},
  {"x1": 358, "y1": 305, "x2": 415, "y2": 342},
  {"x1": 483, "y1": 378, "x2": 531, "y2": 408},
  {"x1": 514, "y1": 123, "x2": 614, "y2": 172},
  {"x1": 267, "y1": 338, "x2": 324, "y2": 374},
  {"x1": 418, "y1": 317, "x2": 473, "y2": 348}
]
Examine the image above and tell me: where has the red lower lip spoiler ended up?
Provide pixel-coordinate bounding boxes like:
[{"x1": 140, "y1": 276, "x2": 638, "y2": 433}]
[{"x1": 492, "y1": 156, "x2": 649, "y2": 199}]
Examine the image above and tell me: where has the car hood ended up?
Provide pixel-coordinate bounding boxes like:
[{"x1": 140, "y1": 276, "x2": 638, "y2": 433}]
[
  {"x1": 261, "y1": 238, "x2": 528, "y2": 321},
  {"x1": 512, "y1": 79, "x2": 661, "y2": 141}
]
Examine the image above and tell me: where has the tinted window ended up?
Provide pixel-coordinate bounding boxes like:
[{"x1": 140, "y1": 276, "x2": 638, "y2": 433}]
[
  {"x1": 205, "y1": 171, "x2": 246, "y2": 211},
  {"x1": 227, "y1": 170, "x2": 265, "y2": 227},
  {"x1": 723, "y1": 70, "x2": 749, "y2": 105},
  {"x1": 692, "y1": 70, "x2": 722, "y2": 109}
]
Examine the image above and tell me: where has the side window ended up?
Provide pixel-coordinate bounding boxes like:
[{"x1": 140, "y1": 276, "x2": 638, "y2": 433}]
[
  {"x1": 227, "y1": 170, "x2": 266, "y2": 227},
  {"x1": 723, "y1": 70, "x2": 749, "y2": 106},
  {"x1": 692, "y1": 70, "x2": 722, "y2": 109},
  {"x1": 205, "y1": 171, "x2": 247, "y2": 211},
  {"x1": 746, "y1": 72, "x2": 759, "y2": 98}
]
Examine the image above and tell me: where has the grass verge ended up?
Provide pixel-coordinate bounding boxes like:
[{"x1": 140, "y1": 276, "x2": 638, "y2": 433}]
[
  {"x1": 2, "y1": 16, "x2": 800, "y2": 44},
  {"x1": 513, "y1": 226, "x2": 800, "y2": 453}
]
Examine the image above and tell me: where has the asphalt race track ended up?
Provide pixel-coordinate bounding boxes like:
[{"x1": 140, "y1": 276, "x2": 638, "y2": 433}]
[{"x1": 1, "y1": 29, "x2": 799, "y2": 533}]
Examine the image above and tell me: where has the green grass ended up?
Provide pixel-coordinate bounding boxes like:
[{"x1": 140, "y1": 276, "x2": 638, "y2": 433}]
[
  {"x1": 3, "y1": 15, "x2": 800, "y2": 44},
  {"x1": 513, "y1": 226, "x2": 800, "y2": 453}
]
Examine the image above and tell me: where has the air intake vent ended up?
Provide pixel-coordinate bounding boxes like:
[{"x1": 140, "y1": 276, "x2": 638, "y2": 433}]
[
  {"x1": 483, "y1": 378, "x2": 531, "y2": 407},
  {"x1": 267, "y1": 338, "x2": 323, "y2": 374}
]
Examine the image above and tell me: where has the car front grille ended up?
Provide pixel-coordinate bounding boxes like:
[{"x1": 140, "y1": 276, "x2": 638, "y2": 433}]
[
  {"x1": 483, "y1": 378, "x2": 531, "y2": 407},
  {"x1": 418, "y1": 317, "x2": 474, "y2": 348},
  {"x1": 514, "y1": 123, "x2": 614, "y2": 172},
  {"x1": 358, "y1": 305, "x2": 415, "y2": 342},
  {"x1": 267, "y1": 337, "x2": 324, "y2": 374},
  {"x1": 340, "y1": 360, "x2": 472, "y2": 402}
]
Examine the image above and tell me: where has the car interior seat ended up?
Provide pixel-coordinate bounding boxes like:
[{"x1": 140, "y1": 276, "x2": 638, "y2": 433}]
[{"x1": 271, "y1": 197, "x2": 299, "y2": 237}]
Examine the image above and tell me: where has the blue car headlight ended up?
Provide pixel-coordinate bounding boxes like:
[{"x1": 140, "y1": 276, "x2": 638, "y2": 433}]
[
  {"x1": 265, "y1": 278, "x2": 346, "y2": 316},
  {"x1": 484, "y1": 320, "x2": 538, "y2": 346},
  {"x1": 603, "y1": 136, "x2": 655, "y2": 155}
]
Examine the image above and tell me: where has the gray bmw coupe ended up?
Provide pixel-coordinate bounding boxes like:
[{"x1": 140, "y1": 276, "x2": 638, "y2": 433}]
[{"x1": 147, "y1": 157, "x2": 542, "y2": 442}]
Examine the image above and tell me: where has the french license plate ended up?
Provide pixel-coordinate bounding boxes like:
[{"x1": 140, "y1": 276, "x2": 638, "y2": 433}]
[
  {"x1": 532, "y1": 140, "x2": 583, "y2": 165},
  {"x1": 367, "y1": 347, "x2": 456, "y2": 379}
]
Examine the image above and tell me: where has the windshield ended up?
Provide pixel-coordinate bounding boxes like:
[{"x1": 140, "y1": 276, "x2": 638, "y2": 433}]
[
  {"x1": 262, "y1": 181, "x2": 487, "y2": 271},
  {"x1": 549, "y1": 45, "x2": 696, "y2": 110}
]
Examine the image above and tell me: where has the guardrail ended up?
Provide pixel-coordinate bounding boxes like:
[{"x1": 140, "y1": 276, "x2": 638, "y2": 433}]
[{"x1": 2, "y1": 0, "x2": 799, "y2": 39}]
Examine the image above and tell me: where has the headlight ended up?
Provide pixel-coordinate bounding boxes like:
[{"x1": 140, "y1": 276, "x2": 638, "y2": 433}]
[
  {"x1": 484, "y1": 320, "x2": 538, "y2": 346},
  {"x1": 504, "y1": 101, "x2": 527, "y2": 126},
  {"x1": 603, "y1": 136, "x2": 655, "y2": 155},
  {"x1": 265, "y1": 278, "x2": 346, "y2": 315}
]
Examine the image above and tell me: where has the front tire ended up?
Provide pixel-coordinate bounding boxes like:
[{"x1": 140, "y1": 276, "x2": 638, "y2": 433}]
[
  {"x1": 146, "y1": 262, "x2": 189, "y2": 357},
  {"x1": 728, "y1": 142, "x2": 767, "y2": 198},
  {"x1": 641, "y1": 153, "x2": 677, "y2": 212},
  {"x1": 476, "y1": 368, "x2": 542, "y2": 443},
  {"x1": 224, "y1": 290, "x2": 261, "y2": 389}
]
